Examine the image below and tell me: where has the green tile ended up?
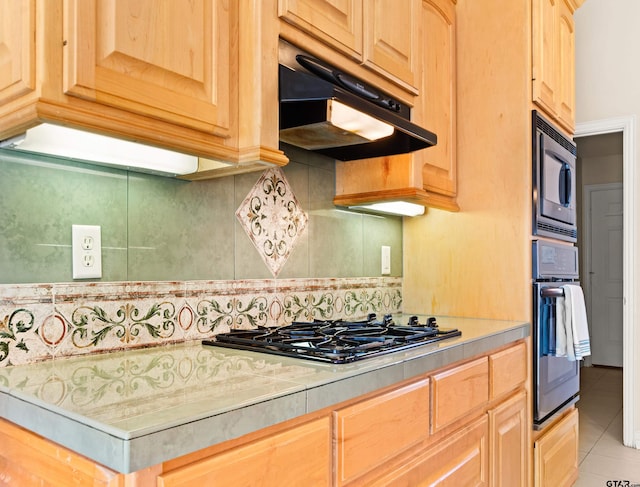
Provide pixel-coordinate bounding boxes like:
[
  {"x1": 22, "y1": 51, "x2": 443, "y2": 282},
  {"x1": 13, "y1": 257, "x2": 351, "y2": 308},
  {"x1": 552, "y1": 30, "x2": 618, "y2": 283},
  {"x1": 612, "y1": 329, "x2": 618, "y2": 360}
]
[
  {"x1": 0, "y1": 146, "x2": 403, "y2": 284},
  {"x1": 0, "y1": 152, "x2": 127, "y2": 283},
  {"x1": 127, "y1": 172, "x2": 235, "y2": 281},
  {"x1": 362, "y1": 213, "x2": 403, "y2": 277}
]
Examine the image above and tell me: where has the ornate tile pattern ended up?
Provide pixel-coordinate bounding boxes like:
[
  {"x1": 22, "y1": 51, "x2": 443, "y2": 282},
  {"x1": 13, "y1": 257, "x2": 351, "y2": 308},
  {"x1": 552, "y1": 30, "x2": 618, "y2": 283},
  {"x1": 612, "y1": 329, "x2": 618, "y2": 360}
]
[
  {"x1": 236, "y1": 168, "x2": 308, "y2": 276},
  {"x1": 0, "y1": 277, "x2": 402, "y2": 366}
]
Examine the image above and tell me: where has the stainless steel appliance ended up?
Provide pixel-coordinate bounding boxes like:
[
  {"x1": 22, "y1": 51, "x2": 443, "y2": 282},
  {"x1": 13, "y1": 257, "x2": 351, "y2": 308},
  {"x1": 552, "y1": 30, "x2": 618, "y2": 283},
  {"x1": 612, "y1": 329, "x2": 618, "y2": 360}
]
[
  {"x1": 278, "y1": 40, "x2": 437, "y2": 161},
  {"x1": 532, "y1": 239, "x2": 581, "y2": 429},
  {"x1": 204, "y1": 314, "x2": 460, "y2": 364},
  {"x1": 532, "y1": 110, "x2": 578, "y2": 242}
]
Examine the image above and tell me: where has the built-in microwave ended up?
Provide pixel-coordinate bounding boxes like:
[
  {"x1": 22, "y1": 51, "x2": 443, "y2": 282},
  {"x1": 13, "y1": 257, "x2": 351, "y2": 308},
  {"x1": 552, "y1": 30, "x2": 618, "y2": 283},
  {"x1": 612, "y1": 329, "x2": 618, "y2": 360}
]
[{"x1": 532, "y1": 110, "x2": 578, "y2": 242}]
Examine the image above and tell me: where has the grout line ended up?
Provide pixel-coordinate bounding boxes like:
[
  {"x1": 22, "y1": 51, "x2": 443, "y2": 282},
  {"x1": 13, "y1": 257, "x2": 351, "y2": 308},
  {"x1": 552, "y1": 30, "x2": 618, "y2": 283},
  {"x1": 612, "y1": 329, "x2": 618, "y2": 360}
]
[{"x1": 578, "y1": 368, "x2": 625, "y2": 468}]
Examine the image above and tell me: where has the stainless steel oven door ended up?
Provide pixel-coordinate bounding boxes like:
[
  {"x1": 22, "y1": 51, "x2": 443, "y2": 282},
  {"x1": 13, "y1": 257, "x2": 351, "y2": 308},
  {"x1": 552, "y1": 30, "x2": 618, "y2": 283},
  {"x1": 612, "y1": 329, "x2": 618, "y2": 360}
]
[{"x1": 533, "y1": 281, "x2": 580, "y2": 428}]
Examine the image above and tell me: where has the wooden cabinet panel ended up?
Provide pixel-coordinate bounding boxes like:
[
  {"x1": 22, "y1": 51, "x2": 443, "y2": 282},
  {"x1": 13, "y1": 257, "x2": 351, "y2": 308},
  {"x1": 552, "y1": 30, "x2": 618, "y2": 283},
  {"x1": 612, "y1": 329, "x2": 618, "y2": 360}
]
[
  {"x1": 157, "y1": 417, "x2": 331, "y2": 487},
  {"x1": 532, "y1": 0, "x2": 557, "y2": 118},
  {"x1": 363, "y1": 0, "x2": 419, "y2": 90},
  {"x1": 372, "y1": 415, "x2": 489, "y2": 487},
  {"x1": 278, "y1": 0, "x2": 363, "y2": 60},
  {"x1": 418, "y1": 0, "x2": 457, "y2": 198},
  {"x1": 557, "y1": 0, "x2": 576, "y2": 130},
  {"x1": 0, "y1": 0, "x2": 36, "y2": 107},
  {"x1": 0, "y1": 418, "x2": 122, "y2": 487},
  {"x1": 431, "y1": 357, "x2": 489, "y2": 433},
  {"x1": 278, "y1": 0, "x2": 417, "y2": 92},
  {"x1": 64, "y1": 0, "x2": 232, "y2": 136},
  {"x1": 334, "y1": 378, "x2": 430, "y2": 486},
  {"x1": 532, "y1": 0, "x2": 576, "y2": 132},
  {"x1": 534, "y1": 408, "x2": 579, "y2": 487},
  {"x1": 489, "y1": 341, "x2": 527, "y2": 399},
  {"x1": 489, "y1": 391, "x2": 528, "y2": 487}
]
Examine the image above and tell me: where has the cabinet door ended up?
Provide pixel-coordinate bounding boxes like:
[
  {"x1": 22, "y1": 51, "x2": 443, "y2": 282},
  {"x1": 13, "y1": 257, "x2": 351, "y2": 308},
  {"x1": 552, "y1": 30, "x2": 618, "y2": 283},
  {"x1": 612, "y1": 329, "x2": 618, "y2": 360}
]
[
  {"x1": 534, "y1": 408, "x2": 579, "y2": 487},
  {"x1": 63, "y1": 0, "x2": 232, "y2": 136},
  {"x1": 0, "y1": 0, "x2": 36, "y2": 107},
  {"x1": 431, "y1": 357, "x2": 489, "y2": 433},
  {"x1": 334, "y1": 378, "x2": 430, "y2": 486},
  {"x1": 372, "y1": 415, "x2": 489, "y2": 487},
  {"x1": 557, "y1": 0, "x2": 575, "y2": 131},
  {"x1": 157, "y1": 417, "x2": 331, "y2": 486},
  {"x1": 363, "y1": 0, "x2": 419, "y2": 91},
  {"x1": 532, "y1": 0, "x2": 558, "y2": 119},
  {"x1": 417, "y1": 0, "x2": 457, "y2": 198},
  {"x1": 278, "y1": 0, "x2": 363, "y2": 60},
  {"x1": 489, "y1": 391, "x2": 528, "y2": 487}
]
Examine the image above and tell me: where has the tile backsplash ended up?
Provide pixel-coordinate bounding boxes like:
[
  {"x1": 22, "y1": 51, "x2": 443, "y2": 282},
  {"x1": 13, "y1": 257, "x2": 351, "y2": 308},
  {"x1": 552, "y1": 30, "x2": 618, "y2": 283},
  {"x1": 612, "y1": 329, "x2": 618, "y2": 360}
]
[
  {"x1": 0, "y1": 143, "x2": 402, "y2": 283},
  {"x1": 0, "y1": 143, "x2": 404, "y2": 364}
]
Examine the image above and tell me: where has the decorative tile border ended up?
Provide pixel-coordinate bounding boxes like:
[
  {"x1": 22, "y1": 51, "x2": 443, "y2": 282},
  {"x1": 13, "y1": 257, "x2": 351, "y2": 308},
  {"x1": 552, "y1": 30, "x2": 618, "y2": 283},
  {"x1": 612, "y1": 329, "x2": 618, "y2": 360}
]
[{"x1": 0, "y1": 278, "x2": 402, "y2": 366}]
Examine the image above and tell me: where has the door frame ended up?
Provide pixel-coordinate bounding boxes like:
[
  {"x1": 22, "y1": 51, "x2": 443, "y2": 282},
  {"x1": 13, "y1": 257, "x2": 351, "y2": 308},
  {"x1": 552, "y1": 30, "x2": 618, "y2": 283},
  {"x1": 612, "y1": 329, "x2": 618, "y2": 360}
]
[
  {"x1": 583, "y1": 182, "x2": 623, "y2": 368},
  {"x1": 575, "y1": 115, "x2": 637, "y2": 448}
]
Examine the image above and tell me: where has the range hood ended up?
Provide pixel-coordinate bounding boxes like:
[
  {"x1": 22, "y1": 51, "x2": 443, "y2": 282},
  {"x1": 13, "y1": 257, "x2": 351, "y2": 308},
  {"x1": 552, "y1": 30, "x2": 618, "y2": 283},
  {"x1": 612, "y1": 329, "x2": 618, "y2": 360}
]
[{"x1": 279, "y1": 45, "x2": 437, "y2": 161}]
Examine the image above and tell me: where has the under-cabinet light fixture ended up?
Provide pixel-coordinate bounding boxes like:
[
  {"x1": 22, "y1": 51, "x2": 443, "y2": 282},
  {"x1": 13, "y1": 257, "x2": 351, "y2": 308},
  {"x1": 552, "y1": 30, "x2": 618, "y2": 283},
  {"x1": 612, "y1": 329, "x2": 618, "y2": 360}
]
[
  {"x1": 0, "y1": 123, "x2": 199, "y2": 176},
  {"x1": 349, "y1": 201, "x2": 426, "y2": 217}
]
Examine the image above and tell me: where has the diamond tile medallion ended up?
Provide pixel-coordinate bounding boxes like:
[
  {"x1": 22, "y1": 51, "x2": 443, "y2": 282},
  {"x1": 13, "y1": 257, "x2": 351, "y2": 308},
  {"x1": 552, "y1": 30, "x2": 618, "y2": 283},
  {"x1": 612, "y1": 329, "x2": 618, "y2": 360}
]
[{"x1": 236, "y1": 168, "x2": 308, "y2": 276}]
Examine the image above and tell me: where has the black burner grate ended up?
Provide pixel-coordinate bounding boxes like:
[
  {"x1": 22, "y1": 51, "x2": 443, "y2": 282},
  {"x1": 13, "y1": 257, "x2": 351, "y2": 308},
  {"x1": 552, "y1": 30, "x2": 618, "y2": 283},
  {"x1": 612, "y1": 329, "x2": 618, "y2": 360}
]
[{"x1": 203, "y1": 314, "x2": 461, "y2": 364}]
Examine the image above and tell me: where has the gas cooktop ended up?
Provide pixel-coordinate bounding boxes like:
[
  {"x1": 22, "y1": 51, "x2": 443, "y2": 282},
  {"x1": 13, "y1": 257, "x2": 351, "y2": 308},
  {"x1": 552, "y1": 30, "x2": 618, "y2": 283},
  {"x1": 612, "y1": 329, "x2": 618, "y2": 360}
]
[{"x1": 203, "y1": 314, "x2": 461, "y2": 364}]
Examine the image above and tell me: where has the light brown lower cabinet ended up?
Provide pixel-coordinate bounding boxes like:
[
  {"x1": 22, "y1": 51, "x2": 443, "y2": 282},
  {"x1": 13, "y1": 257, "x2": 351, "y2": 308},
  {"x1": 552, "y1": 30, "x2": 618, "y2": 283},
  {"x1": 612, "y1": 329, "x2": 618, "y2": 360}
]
[
  {"x1": 157, "y1": 416, "x2": 331, "y2": 486},
  {"x1": 334, "y1": 378, "x2": 431, "y2": 485},
  {"x1": 371, "y1": 415, "x2": 490, "y2": 486},
  {"x1": 490, "y1": 391, "x2": 528, "y2": 487},
  {"x1": 0, "y1": 341, "x2": 529, "y2": 486},
  {"x1": 534, "y1": 407, "x2": 579, "y2": 487}
]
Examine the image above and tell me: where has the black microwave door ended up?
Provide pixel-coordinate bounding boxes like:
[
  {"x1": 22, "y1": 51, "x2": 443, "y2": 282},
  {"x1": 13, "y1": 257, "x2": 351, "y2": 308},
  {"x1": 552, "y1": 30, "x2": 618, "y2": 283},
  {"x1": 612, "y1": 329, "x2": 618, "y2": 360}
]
[{"x1": 540, "y1": 133, "x2": 576, "y2": 225}]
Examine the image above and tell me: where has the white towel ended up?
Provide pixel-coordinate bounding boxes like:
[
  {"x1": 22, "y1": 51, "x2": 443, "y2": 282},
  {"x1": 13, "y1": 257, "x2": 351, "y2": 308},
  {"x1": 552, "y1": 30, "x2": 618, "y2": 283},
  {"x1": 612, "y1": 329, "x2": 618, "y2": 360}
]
[{"x1": 555, "y1": 284, "x2": 591, "y2": 361}]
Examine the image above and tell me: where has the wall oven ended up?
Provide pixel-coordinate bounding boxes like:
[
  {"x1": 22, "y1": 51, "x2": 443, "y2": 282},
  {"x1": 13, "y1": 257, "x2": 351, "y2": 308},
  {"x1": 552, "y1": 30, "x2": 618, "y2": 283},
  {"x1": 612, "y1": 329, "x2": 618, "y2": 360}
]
[
  {"x1": 532, "y1": 110, "x2": 578, "y2": 242},
  {"x1": 532, "y1": 239, "x2": 581, "y2": 429}
]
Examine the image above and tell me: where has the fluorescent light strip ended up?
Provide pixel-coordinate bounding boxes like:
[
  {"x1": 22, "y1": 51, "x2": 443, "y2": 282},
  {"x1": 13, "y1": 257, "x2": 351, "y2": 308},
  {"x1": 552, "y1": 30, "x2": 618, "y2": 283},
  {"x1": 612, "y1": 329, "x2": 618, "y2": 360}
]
[
  {"x1": 349, "y1": 201, "x2": 426, "y2": 217},
  {"x1": 6, "y1": 123, "x2": 199, "y2": 176}
]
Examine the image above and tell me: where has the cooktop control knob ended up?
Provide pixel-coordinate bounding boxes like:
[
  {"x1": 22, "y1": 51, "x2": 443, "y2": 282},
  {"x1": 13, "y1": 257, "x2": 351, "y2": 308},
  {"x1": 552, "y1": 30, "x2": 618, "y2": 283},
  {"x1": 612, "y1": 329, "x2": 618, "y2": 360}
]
[{"x1": 427, "y1": 317, "x2": 438, "y2": 328}]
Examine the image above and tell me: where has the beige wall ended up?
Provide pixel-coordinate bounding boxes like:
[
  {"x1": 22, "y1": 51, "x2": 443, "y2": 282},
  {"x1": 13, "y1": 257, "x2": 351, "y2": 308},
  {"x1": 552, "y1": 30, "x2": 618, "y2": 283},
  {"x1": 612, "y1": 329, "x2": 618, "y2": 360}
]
[{"x1": 403, "y1": 0, "x2": 532, "y2": 321}]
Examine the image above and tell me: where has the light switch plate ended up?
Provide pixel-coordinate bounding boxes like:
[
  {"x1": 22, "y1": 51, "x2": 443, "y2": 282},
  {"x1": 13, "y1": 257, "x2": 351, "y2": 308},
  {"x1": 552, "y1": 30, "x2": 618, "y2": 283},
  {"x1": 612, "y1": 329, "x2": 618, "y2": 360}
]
[
  {"x1": 381, "y1": 246, "x2": 391, "y2": 275},
  {"x1": 72, "y1": 225, "x2": 102, "y2": 279}
]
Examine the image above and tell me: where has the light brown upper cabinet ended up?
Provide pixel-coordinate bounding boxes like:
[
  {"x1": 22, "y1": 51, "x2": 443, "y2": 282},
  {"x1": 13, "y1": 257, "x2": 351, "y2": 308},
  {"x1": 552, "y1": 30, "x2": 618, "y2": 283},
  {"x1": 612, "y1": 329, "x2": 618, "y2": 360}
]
[
  {"x1": 333, "y1": 0, "x2": 458, "y2": 213},
  {"x1": 417, "y1": 0, "x2": 457, "y2": 201},
  {"x1": 0, "y1": 0, "x2": 36, "y2": 110},
  {"x1": 279, "y1": 0, "x2": 419, "y2": 93},
  {"x1": 0, "y1": 0, "x2": 287, "y2": 179},
  {"x1": 532, "y1": 0, "x2": 579, "y2": 133},
  {"x1": 64, "y1": 1, "x2": 233, "y2": 136}
]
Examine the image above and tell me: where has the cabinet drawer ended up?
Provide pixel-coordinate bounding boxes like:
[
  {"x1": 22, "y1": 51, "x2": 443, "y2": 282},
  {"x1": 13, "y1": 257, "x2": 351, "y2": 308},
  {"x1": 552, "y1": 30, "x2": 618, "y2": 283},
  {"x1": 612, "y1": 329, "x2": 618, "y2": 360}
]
[
  {"x1": 157, "y1": 417, "x2": 331, "y2": 486},
  {"x1": 490, "y1": 342, "x2": 527, "y2": 399},
  {"x1": 431, "y1": 357, "x2": 489, "y2": 433},
  {"x1": 334, "y1": 378, "x2": 430, "y2": 486}
]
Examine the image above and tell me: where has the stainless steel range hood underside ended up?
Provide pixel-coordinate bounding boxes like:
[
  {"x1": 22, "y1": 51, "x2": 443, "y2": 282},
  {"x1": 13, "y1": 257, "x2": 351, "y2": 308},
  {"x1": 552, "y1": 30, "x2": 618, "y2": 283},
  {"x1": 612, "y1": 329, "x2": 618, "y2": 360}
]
[{"x1": 279, "y1": 64, "x2": 437, "y2": 161}]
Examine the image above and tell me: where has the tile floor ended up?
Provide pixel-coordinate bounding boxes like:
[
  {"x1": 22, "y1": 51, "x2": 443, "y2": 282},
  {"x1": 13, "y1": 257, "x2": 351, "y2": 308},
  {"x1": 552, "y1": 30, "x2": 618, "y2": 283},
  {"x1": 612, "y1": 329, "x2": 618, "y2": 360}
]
[{"x1": 575, "y1": 366, "x2": 640, "y2": 486}]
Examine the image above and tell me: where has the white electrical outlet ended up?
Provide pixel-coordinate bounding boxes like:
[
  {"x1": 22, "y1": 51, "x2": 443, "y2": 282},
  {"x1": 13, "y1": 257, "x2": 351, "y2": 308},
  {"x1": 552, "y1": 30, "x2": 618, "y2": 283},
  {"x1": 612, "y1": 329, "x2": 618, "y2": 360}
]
[
  {"x1": 381, "y1": 246, "x2": 391, "y2": 275},
  {"x1": 72, "y1": 225, "x2": 102, "y2": 279}
]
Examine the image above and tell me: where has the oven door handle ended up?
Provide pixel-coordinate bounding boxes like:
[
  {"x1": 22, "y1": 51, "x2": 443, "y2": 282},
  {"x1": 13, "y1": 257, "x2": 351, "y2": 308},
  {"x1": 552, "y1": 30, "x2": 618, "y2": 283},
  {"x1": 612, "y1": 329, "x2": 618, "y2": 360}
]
[{"x1": 541, "y1": 286, "x2": 564, "y2": 298}]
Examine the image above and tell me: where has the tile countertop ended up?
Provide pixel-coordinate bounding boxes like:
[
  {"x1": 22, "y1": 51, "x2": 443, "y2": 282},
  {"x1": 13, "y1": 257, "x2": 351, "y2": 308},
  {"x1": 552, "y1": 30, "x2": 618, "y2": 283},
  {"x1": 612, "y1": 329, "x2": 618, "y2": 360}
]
[{"x1": 0, "y1": 314, "x2": 529, "y2": 474}]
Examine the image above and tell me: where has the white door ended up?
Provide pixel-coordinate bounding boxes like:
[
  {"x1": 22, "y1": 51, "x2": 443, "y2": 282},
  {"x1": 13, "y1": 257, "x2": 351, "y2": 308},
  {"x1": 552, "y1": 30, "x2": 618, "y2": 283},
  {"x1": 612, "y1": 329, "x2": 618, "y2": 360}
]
[{"x1": 585, "y1": 183, "x2": 623, "y2": 367}]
